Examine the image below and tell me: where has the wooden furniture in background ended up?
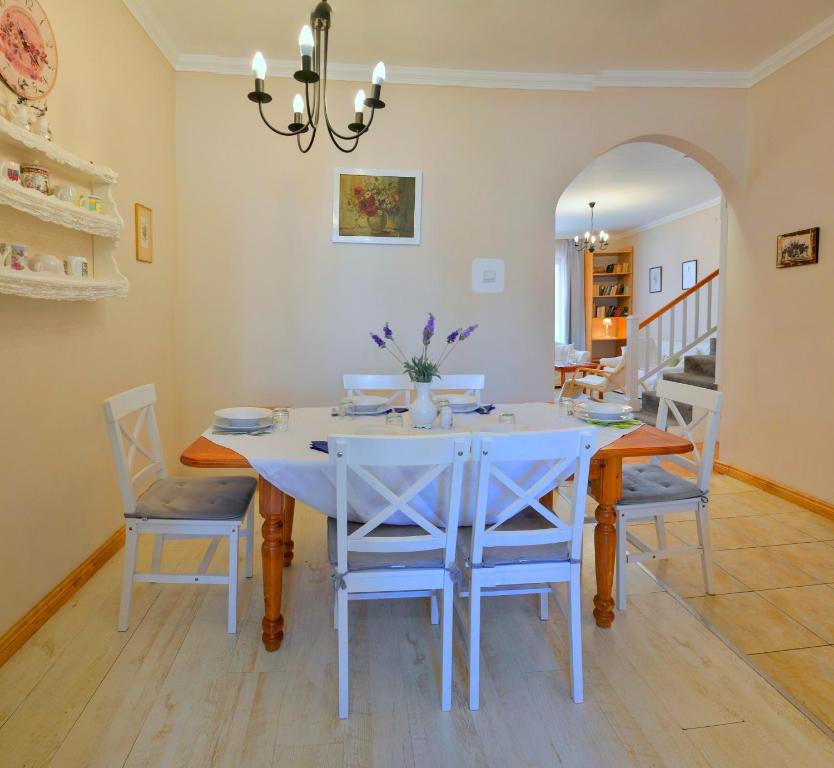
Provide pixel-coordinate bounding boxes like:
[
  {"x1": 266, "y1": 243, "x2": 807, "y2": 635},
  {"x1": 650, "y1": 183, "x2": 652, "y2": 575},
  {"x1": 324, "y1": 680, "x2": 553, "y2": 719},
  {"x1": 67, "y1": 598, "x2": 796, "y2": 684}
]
[
  {"x1": 584, "y1": 246, "x2": 633, "y2": 360},
  {"x1": 181, "y1": 436, "x2": 295, "y2": 650},
  {"x1": 181, "y1": 421, "x2": 691, "y2": 647}
]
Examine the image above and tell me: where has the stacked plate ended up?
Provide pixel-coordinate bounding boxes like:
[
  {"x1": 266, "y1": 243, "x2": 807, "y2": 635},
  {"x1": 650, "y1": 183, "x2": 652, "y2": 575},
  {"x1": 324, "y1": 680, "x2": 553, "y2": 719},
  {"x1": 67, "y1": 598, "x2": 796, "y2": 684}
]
[
  {"x1": 573, "y1": 401, "x2": 633, "y2": 424},
  {"x1": 351, "y1": 395, "x2": 391, "y2": 415},
  {"x1": 433, "y1": 393, "x2": 480, "y2": 413},
  {"x1": 213, "y1": 407, "x2": 273, "y2": 434}
]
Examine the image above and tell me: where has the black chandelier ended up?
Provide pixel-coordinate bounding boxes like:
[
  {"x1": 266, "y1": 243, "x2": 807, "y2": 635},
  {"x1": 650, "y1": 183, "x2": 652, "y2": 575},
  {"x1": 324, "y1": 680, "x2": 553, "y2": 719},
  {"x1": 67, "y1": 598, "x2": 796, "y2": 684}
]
[
  {"x1": 573, "y1": 201, "x2": 609, "y2": 252},
  {"x1": 247, "y1": 1, "x2": 386, "y2": 153}
]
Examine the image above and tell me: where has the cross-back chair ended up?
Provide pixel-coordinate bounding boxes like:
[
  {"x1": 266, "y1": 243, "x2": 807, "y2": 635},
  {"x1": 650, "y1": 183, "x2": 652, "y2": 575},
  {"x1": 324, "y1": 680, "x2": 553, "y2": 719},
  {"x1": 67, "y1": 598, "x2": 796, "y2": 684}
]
[
  {"x1": 460, "y1": 428, "x2": 594, "y2": 710},
  {"x1": 328, "y1": 432, "x2": 471, "y2": 718},
  {"x1": 103, "y1": 384, "x2": 255, "y2": 634},
  {"x1": 342, "y1": 373, "x2": 412, "y2": 406},
  {"x1": 615, "y1": 379, "x2": 723, "y2": 610},
  {"x1": 429, "y1": 374, "x2": 485, "y2": 405}
]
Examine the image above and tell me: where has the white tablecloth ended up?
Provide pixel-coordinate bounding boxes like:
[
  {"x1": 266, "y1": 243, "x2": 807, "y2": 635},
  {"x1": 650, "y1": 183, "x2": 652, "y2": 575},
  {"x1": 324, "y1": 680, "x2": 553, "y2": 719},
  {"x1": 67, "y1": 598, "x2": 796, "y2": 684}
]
[{"x1": 203, "y1": 403, "x2": 640, "y2": 525}]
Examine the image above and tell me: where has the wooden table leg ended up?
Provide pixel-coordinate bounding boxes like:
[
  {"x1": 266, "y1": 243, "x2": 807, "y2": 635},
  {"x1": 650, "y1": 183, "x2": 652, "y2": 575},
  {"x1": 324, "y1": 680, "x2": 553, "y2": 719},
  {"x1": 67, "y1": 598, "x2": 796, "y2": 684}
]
[
  {"x1": 259, "y1": 476, "x2": 285, "y2": 651},
  {"x1": 592, "y1": 456, "x2": 622, "y2": 628},
  {"x1": 283, "y1": 494, "x2": 295, "y2": 566}
]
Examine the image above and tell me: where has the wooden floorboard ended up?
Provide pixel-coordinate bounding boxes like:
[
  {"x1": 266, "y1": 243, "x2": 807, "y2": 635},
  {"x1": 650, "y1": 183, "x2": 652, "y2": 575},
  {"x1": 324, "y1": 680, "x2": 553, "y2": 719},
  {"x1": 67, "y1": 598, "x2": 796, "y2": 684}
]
[{"x1": 0, "y1": 503, "x2": 831, "y2": 767}]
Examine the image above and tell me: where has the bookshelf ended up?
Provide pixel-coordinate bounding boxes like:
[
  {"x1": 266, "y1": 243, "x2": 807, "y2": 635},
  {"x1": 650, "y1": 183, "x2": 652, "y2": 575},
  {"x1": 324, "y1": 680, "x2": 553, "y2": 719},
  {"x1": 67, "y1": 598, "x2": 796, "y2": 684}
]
[{"x1": 583, "y1": 246, "x2": 633, "y2": 359}]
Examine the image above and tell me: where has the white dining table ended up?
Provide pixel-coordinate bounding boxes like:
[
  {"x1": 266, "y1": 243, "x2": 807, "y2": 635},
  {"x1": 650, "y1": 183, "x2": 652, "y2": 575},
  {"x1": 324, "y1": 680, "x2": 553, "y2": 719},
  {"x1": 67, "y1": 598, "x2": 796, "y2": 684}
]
[{"x1": 203, "y1": 402, "x2": 640, "y2": 526}]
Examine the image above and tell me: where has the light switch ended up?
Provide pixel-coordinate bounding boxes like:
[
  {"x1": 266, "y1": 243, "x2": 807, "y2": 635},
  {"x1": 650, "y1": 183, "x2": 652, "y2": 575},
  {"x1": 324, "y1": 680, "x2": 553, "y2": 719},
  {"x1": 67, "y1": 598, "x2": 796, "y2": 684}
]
[{"x1": 472, "y1": 258, "x2": 504, "y2": 293}]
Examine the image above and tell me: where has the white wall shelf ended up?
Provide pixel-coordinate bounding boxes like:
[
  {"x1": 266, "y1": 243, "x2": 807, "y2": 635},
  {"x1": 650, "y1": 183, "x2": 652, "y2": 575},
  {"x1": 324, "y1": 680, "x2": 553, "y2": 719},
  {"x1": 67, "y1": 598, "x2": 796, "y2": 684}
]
[{"x1": 0, "y1": 116, "x2": 127, "y2": 301}]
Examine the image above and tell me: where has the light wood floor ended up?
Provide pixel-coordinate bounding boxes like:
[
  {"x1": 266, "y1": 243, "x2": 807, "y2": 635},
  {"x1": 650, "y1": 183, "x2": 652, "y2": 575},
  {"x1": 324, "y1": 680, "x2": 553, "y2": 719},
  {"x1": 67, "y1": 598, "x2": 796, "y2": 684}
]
[{"x1": 2, "y1": 491, "x2": 834, "y2": 767}]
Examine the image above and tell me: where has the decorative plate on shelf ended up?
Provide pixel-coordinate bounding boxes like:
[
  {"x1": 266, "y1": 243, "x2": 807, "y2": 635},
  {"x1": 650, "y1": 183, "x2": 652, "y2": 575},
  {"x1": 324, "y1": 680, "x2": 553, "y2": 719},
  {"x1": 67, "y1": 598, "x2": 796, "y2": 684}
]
[{"x1": 0, "y1": 0, "x2": 57, "y2": 100}]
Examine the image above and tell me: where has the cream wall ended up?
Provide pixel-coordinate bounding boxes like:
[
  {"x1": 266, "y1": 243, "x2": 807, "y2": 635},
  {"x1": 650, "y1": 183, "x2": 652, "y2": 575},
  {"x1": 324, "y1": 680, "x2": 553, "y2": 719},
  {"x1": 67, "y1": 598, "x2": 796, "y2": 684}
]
[
  {"x1": 0, "y1": 1, "x2": 176, "y2": 635},
  {"x1": 175, "y1": 74, "x2": 748, "y2": 451},
  {"x1": 613, "y1": 203, "x2": 722, "y2": 320},
  {"x1": 719, "y1": 37, "x2": 834, "y2": 502}
]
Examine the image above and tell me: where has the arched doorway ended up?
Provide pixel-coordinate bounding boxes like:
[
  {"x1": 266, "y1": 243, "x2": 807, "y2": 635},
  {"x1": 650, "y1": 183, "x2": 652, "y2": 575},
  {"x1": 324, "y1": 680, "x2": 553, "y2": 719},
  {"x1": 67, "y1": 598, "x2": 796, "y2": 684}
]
[{"x1": 553, "y1": 140, "x2": 728, "y2": 417}]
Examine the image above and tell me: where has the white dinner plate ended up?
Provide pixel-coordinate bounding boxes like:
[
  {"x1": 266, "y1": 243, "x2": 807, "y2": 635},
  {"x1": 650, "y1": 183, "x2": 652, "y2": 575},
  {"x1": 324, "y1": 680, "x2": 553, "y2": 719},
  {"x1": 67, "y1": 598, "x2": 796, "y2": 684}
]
[
  {"x1": 452, "y1": 403, "x2": 481, "y2": 414},
  {"x1": 214, "y1": 407, "x2": 273, "y2": 427},
  {"x1": 352, "y1": 395, "x2": 389, "y2": 412},
  {"x1": 434, "y1": 393, "x2": 478, "y2": 406},
  {"x1": 576, "y1": 401, "x2": 633, "y2": 417}
]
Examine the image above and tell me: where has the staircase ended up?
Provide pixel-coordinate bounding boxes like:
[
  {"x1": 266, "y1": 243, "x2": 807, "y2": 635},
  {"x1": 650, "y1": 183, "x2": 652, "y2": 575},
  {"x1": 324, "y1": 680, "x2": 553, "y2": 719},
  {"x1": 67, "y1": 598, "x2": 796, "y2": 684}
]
[
  {"x1": 635, "y1": 338, "x2": 717, "y2": 425},
  {"x1": 623, "y1": 269, "x2": 720, "y2": 424}
]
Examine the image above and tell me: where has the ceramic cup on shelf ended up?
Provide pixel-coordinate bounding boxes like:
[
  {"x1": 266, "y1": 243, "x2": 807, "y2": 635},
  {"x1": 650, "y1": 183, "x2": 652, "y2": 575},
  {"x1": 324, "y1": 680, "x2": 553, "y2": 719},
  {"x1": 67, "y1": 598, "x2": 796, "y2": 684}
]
[
  {"x1": 1, "y1": 160, "x2": 20, "y2": 183},
  {"x1": 1, "y1": 243, "x2": 28, "y2": 271},
  {"x1": 10, "y1": 101, "x2": 29, "y2": 129},
  {"x1": 20, "y1": 163, "x2": 49, "y2": 194},
  {"x1": 64, "y1": 256, "x2": 89, "y2": 278},
  {"x1": 54, "y1": 185, "x2": 76, "y2": 203},
  {"x1": 79, "y1": 194, "x2": 103, "y2": 212}
]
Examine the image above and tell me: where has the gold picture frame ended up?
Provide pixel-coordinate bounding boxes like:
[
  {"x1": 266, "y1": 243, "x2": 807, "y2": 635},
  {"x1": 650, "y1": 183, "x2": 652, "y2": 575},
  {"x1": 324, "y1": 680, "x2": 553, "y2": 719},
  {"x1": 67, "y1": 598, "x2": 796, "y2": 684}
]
[
  {"x1": 776, "y1": 227, "x2": 819, "y2": 268},
  {"x1": 135, "y1": 203, "x2": 153, "y2": 263}
]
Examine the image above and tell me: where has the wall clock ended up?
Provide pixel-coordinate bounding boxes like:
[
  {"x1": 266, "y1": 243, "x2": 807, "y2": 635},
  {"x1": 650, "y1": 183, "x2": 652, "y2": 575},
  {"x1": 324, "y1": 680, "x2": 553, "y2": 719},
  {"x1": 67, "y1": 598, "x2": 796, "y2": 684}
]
[{"x1": 0, "y1": 0, "x2": 57, "y2": 100}]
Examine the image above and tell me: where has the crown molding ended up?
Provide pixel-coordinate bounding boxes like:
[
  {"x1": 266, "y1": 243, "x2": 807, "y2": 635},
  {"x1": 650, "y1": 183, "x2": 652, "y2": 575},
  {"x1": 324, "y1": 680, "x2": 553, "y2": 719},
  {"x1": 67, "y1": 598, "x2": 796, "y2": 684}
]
[
  {"x1": 747, "y1": 12, "x2": 834, "y2": 85},
  {"x1": 122, "y1": 0, "x2": 178, "y2": 67},
  {"x1": 612, "y1": 197, "x2": 721, "y2": 240},
  {"x1": 124, "y1": 2, "x2": 834, "y2": 92}
]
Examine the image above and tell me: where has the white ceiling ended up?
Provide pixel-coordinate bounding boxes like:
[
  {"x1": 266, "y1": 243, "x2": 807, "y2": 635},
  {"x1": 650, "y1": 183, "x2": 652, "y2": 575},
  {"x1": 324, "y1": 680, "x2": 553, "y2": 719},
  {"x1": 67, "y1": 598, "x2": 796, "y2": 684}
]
[
  {"x1": 126, "y1": 0, "x2": 834, "y2": 87},
  {"x1": 554, "y1": 142, "x2": 721, "y2": 238}
]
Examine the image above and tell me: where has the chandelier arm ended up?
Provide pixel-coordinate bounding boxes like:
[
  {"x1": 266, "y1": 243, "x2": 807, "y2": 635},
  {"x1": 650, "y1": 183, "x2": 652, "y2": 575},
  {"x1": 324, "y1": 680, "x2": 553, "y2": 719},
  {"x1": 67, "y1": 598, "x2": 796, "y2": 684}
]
[
  {"x1": 297, "y1": 125, "x2": 318, "y2": 153},
  {"x1": 258, "y1": 101, "x2": 310, "y2": 137}
]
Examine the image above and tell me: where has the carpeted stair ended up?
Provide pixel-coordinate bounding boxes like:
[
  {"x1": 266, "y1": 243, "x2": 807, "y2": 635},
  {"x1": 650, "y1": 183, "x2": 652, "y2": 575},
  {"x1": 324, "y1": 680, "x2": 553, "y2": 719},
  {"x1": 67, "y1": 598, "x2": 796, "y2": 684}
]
[{"x1": 635, "y1": 338, "x2": 717, "y2": 425}]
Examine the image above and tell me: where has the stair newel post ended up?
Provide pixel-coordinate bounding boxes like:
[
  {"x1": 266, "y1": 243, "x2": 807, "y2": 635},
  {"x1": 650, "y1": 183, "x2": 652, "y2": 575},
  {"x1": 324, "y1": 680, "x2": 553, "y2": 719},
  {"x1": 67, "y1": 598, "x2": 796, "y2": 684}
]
[{"x1": 625, "y1": 316, "x2": 640, "y2": 410}]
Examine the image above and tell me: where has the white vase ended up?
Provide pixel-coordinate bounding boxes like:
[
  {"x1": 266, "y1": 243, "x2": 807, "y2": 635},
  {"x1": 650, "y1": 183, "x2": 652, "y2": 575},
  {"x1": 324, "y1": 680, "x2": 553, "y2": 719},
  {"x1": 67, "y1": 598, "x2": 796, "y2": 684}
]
[{"x1": 410, "y1": 381, "x2": 437, "y2": 429}]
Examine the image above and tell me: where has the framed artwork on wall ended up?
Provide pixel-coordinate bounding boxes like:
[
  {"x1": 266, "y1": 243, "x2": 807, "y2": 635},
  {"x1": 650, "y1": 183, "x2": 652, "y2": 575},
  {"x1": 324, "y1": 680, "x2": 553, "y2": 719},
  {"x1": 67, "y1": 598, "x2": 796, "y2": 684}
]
[
  {"x1": 776, "y1": 227, "x2": 819, "y2": 268},
  {"x1": 135, "y1": 204, "x2": 153, "y2": 263},
  {"x1": 649, "y1": 266, "x2": 662, "y2": 293},
  {"x1": 682, "y1": 259, "x2": 697, "y2": 290},
  {"x1": 332, "y1": 169, "x2": 422, "y2": 244}
]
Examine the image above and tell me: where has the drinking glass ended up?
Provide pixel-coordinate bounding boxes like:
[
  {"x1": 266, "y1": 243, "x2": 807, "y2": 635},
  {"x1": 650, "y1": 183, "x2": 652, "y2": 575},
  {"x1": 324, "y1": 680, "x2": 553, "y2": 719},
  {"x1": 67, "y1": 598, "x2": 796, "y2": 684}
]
[
  {"x1": 498, "y1": 412, "x2": 516, "y2": 426},
  {"x1": 339, "y1": 398, "x2": 355, "y2": 418},
  {"x1": 385, "y1": 411, "x2": 404, "y2": 428},
  {"x1": 558, "y1": 397, "x2": 576, "y2": 417},
  {"x1": 273, "y1": 408, "x2": 290, "y2": 431}
]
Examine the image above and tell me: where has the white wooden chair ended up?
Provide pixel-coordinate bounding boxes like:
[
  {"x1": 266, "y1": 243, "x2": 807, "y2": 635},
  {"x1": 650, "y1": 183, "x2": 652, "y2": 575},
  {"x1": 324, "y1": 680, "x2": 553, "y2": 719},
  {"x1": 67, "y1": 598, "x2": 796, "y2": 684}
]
[
  {"x1": 430, "y1": 374, "x2": 485, "y2": 405},
  {"x1": 103, "y1": 384, "x2": 255, "y2": 634},
  {"x1": 343, "y1": 373, "x2": 412, "y2": 406},
  {"x1": 460, "y1": 428, "x2": 594, "y2": 710},
  {"x1": 615, "y1": 380, "x2": 723, "y2": 610},
  {"x1": 328, "y1": 432, "x2": 470, "y2": 718}
]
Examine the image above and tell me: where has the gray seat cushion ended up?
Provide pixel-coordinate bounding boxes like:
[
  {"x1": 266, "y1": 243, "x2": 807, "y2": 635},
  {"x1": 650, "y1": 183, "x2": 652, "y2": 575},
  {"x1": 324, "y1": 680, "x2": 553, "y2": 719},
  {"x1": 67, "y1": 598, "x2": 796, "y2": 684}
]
[
  {"x1": 458, "y1": 509, "x2": 571, "y2": 566},
  {"x1": 130, "y1": 476, "x2": 256, "y2": 521},
  {"x1": 327, "y1": 518, "x2": 444, "y2": 571},
  {"x1": 619, "y1": 464, "x2": 704, "y2": 506}
]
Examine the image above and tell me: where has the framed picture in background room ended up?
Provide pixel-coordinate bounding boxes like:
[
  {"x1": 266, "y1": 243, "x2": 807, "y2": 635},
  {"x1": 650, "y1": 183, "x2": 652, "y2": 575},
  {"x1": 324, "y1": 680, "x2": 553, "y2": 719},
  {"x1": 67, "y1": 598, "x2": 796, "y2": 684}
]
[
  {"x1": 135, "y1": 204, "x2": 153, "y2": 263},
  {"x1": 333, "y1": 169, "x2": 422, "y2": 244},
  {"x1": 682, "y1": 259, "x2": 697, "y2": 290},
  {"x1": 649, "y1": 266, "x2": 662, "y2": 293}
]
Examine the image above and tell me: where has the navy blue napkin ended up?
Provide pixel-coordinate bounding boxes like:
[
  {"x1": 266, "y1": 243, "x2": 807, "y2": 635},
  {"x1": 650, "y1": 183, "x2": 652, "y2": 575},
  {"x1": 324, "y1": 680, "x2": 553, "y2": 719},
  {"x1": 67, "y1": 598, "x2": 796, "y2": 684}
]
[
  {"x1": 310, "y1": 441, "x2": 329, "y2": 454},
  {"x1": 476, "y1": 404, "x2": 496, "y2": 415}
]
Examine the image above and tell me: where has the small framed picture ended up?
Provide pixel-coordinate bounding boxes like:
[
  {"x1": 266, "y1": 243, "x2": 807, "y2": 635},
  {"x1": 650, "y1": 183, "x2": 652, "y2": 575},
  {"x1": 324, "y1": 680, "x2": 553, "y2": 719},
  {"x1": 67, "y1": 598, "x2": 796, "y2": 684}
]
[
  {"x1": 333, "y1": 169, "x2": 422, "y2": 245},
  {"x1": 649, "y1": 266, "x2": 662, "y2": 294},
  {"x1": 776, "y1": 227, "x2": 819, "y2": 268},
  {"x1": 682, "y1": 259, "x2": 697, "y2": 290},
  {"x1": 135, "y1": 203, "x2": 153, "y2": 263}
]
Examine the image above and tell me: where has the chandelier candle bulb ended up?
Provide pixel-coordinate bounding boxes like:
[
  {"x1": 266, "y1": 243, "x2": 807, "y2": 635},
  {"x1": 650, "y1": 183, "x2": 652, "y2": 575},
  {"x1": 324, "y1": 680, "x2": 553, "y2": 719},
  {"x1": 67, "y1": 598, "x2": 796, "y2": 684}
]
[
  {"x1": 289, "y1": 93, "x2": 306, "y2": 131},
  {"x1": 349, "y1": 89, "x2": 366, "y2": 132},
  {"x1": 252, "y1": 52, "x2": 267, "y2": 80},
  {"x1": 372, "y1": 61, "x2": 386, "y2": 85},
  {"x1": 247, "y1": 51, "x2": 272, "y2": 103},
  {"x1": 299, "y1": 25, "x2": 314, "y2": 55}
]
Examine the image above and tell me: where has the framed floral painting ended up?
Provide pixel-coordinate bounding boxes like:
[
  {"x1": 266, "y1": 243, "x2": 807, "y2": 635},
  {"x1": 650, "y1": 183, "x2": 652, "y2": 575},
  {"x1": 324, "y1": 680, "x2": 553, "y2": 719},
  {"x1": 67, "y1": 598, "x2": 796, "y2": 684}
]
[{"x1": 333, "y1": 169, "x2": 421, "y2": 244}]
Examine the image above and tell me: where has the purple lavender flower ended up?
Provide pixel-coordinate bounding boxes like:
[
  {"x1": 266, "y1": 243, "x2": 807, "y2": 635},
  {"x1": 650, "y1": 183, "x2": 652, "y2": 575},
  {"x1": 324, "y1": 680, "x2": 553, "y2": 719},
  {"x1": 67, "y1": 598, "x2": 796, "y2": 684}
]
[
  {"x1": 460, "y1": 324, "x2": 479, "y2": 340},
  {"x1": 369, "y1": 332, "x2": 386, "y2": 349},
  {"x1": 447, "y1": 328, "x2": 461, "y2": 344},
  {"x1": 422, "y1": 312, "x2": 436, "y2": 346},
  {"x1": 383, "y1": 322, "x2": 393, "y2": 339}
]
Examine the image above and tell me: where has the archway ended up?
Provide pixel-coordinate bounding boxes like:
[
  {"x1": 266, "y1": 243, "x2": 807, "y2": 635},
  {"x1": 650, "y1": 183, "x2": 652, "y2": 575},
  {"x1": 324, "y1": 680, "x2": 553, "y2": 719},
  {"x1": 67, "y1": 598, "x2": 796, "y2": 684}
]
[{"x1": 552, "y1": 138, "x2": 729, "y2": 415}]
